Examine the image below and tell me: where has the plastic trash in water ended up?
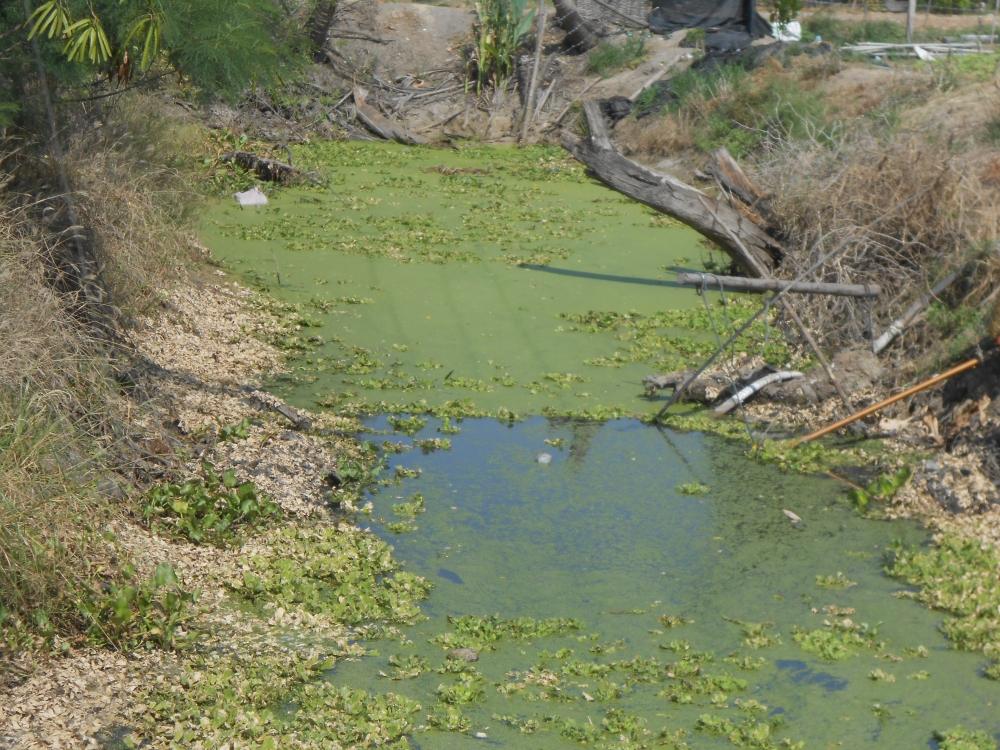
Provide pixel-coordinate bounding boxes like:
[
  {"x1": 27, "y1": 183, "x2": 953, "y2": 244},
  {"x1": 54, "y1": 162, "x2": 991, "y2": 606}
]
[
  {"x1": 234, "y1": 186, "x2": 268, "y2": 207},
  {"x1": 537, "y1": 452, "x2": 552, "y2": 465}
]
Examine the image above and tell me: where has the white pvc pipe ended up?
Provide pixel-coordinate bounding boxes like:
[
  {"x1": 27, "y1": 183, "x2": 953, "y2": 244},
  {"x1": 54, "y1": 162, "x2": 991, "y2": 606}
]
[{"x1": 713, "y1": 371, "x2": 805, "y2": 416}]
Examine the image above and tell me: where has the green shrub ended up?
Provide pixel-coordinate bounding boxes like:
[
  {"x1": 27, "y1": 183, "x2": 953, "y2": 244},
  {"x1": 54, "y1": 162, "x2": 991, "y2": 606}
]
[
  {"x1": 849, "y1": 466, "x2": 911, "y2": 513},
  {"x1": 470, "y1": 0, "x2": 535, "y2": 90},
  {"x1": 586, "y1": 35, "x2": 647, "y2": 77},
  {"x1": 143, "y1": 463, "x2": 280, "y2": 545}
]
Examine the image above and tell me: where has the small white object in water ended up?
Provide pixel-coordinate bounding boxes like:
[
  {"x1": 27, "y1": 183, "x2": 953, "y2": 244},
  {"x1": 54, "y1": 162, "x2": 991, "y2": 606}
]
[
  {"x1": 782, "y1": 508, "x2": 802, "y2": 525},
  {"x1": 537, "y1": 452, "x2": 552, "y2": 465},
  {"x1": 234, "y1": 186, "x2": 268, "y2": 206},
  {"x1": 474, "y1": 732, "x2": 488, "y2": 740}
]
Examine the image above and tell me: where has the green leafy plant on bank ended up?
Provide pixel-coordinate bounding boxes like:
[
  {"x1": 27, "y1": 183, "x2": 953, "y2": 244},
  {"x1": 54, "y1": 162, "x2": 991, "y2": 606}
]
[
  {"x1": 470, "y1": 0, "x2": 535, "y2": 90},
  {"x1": 78, "y1": 563, "x2": 195, "y2": 650},
  {"x1": 888, "y1": 536, "x2": 1000, "y2": 655},
  {"x1": 849, "y1": 466, "x2": 911, "y2": 513},
  {"x1": 933, "y1": 726, "x2": 998, "y2": 750},
  {"x1": 142, "y1": 463, "x2": 280, "y2": 545}
]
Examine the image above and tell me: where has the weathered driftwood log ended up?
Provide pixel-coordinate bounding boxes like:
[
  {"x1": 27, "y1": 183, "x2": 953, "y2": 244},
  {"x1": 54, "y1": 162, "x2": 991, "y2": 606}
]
[
  {"x1": 566, "y1": 104, "x2": 853, "y2": 413},
  {"x1": 553, "y1": 0, "x2": 600, "y2": 53},
  {"x1": 353, "y1": 87, "x2": 428, "y2": 145},
  {"x1": 221, "y1": 151, "x2": 314, "y2": 184},
  {"x1": 872, "y1": 269, "x2": 962, "y2": 354},
  {"x1": 707, "y1": 147, "x2": 777, "y2": 227},
  {"x1": 563, "y1": 108, "x2": 782, "y2": 274},
  {"x1": 676, "y1": 272, "x2": 880, "y2": 298}
]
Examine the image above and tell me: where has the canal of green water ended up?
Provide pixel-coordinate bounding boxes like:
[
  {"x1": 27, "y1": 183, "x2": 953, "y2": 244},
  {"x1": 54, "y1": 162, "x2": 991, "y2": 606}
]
[{"x1": 204, "y1": 142, "x2": 999, "y2": 748}]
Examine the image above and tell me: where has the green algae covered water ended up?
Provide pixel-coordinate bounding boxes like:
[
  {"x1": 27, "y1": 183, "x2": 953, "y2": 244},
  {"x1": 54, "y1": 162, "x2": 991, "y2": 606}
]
[
  {"x1": 202, "y1": 142, "x2": 1000, "y2": 748},
  {"x1": 202, "y1": 141, "x2": 783, "y2": 420}
]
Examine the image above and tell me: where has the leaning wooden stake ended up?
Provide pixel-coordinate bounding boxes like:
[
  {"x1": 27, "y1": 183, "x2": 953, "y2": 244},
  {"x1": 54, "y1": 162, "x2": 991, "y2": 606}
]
[
  {"x1": 789, "y1": 356, "x2": 982, "y2": 447},
  {"x1": 520, "y1": 0, "x2": 548, "y2": 142},
  {"x1": 872, "y1": 269, "x2": 961, "y2": 354}
]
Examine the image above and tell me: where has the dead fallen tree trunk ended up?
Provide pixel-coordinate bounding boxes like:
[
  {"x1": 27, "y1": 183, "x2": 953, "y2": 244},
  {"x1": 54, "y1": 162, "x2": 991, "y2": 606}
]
[
  {"x1": 707, "y1": 147, "x2": 777, "y2": 228},
  {"x1": 563, "y1": 114, "x2": 782, "y2": 274},
  {"x1": 676, "y1": 272, "x2": 880, "y2": 298},
  {"x1": 220, "y1": 151, "x2": 317, "y2": 184},
  {"x1": 353, "y1": 87, "x2": 428, "y2": 145},
  {"x1": 566, "y1": 104, "x2": 855, "y2": 413},
  {"x1": 553, "y1": 0, "x2": 600, "y2": 53}
]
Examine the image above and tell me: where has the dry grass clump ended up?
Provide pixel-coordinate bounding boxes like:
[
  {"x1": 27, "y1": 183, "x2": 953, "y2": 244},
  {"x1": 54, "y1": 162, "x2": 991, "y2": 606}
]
[
  {"x1": 757, "y1": 125, "x2": 1000, "y2": 365},
  {"x1": 62, "y1": 94, "x2": 204, "y2": 315},
  {"x1": 0, "y1": 205, "x2": 117, "y2": 656},
  {"x1": 0, "y1": 94, "x2": 204, "y2": 655}
]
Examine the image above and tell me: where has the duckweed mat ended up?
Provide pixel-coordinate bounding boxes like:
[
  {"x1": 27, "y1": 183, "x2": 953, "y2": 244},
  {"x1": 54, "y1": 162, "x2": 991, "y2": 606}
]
[
  {"x1": 202, "y1": 143, "x2": 999, "y2": 748},
  {"x1": 203, "y1": 142, "x2": 787, "y2": 420}
]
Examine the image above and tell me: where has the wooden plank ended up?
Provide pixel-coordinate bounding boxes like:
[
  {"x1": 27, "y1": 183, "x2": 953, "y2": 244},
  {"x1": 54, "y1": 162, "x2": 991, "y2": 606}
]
[{"x1": 677, "y1": 272, "x2": 880, "y2": 298}]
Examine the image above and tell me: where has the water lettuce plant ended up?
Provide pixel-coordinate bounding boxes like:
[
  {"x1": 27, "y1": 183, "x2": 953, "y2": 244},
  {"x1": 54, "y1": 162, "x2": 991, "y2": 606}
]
[{"x1": 143, "y1": 463, "x2": 280, "y2": 546}]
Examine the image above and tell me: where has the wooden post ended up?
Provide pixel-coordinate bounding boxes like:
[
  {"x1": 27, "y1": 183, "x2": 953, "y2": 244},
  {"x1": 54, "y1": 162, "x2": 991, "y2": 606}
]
[
  {"x1": 907, "y1": 0, "x2": 917, "y2": 43},
  {"x1": 520, "y1": 0, "x2": 548, "y2": 143}
]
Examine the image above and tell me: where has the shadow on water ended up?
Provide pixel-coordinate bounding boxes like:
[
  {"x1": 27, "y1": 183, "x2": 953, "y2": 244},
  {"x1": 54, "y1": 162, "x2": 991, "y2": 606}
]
[{"x1": 518, "y1": 263, "x2": 689, "y2": 289}]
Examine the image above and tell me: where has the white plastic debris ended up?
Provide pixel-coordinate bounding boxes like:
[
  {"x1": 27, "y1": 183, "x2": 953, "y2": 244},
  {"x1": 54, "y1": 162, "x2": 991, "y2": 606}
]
[
  {"x1": 234, "y1": 186, "x2": 268, "y2": 206},
  {"x1": 913, "y1": 45, "x2": 936, "y2": 61},
  {"x1": 782, "y1": 509, "x2": 803, "y2": 525},
  {"x1": 772, "y1": 20, "x2": 802, "y2": 42},
  {"x1": 537, "y1": 452, "x2": 553, "y2": 465}
]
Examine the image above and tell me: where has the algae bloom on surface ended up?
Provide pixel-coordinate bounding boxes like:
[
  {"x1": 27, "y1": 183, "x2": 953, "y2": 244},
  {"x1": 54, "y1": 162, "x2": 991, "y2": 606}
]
[
  {"x1": 198, "y1": 143, "x2": 1000, "y2": 749},
  {"x1": 202, "y1": 141, "x2": 789, "y2": 421}
]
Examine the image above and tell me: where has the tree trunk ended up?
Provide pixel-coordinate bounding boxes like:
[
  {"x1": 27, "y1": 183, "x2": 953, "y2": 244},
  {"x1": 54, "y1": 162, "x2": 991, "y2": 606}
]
[
  {"x1": 562, "y1": 110, "x2": 782, "y2": 274},
  {"x1": 308, "y1": 0, "x2": 339, "y2": 60}
]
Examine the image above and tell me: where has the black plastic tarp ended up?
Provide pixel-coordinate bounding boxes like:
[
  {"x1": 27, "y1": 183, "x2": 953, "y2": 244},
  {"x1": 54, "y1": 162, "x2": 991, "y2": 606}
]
[{"x1": 648, "y1": 0, "x2": 771, "y2": 37}]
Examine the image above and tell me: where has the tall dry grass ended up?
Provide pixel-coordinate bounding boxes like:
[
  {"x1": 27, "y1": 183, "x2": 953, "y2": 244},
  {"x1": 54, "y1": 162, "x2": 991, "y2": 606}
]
[
  {"x1": 0, "y1": 93, "x2": 201, "y2": 654},
  {"x1": 754, "y1": 94, "x2": 1000, "y2": 366},
  {"x1": 0, "y1": 204, "x2": 116, "y2": 653}
]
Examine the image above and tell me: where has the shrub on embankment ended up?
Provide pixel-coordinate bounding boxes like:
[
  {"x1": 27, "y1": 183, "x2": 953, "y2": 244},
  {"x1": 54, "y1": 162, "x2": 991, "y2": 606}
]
[{"x1": 617, "y1": 38, "x2": 1000, "y2": 371}]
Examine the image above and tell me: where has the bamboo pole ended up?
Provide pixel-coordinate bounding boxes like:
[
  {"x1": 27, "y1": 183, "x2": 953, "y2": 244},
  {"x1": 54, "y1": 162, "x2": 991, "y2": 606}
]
[
  {"x1": 676, "y1": 272, "x2": 880, "y2": 299},
  {"x1": 788, "y1": 357, "x2": 982, "y2": 447}
]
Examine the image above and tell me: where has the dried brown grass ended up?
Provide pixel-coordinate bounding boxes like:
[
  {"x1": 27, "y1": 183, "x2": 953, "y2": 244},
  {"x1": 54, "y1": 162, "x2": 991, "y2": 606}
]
[
  {"x1": 0, "y1": 94, "x2": 202, "y2": 653},
  {"x1": 755, "y1": 119, "x2": 1000, "y2": 368}
]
